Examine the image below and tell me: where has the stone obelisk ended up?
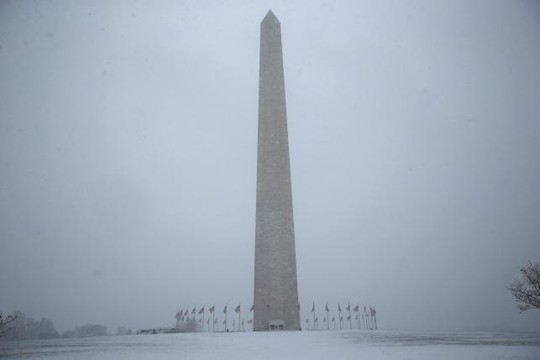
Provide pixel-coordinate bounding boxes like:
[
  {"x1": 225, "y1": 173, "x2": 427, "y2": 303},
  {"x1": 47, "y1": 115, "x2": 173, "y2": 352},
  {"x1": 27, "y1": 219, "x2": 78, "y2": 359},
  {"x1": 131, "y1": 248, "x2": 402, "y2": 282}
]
[{"x1": 253, "y1": 10, "x2": 300, "y2": 331}]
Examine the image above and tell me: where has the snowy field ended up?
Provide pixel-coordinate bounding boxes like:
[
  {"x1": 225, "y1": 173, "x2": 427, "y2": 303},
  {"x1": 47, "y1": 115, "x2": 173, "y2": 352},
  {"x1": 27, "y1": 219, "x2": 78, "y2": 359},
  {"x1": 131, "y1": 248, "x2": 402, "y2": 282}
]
[{"x1": 1, "y1": 330, "x2": 539, "y2": 360}]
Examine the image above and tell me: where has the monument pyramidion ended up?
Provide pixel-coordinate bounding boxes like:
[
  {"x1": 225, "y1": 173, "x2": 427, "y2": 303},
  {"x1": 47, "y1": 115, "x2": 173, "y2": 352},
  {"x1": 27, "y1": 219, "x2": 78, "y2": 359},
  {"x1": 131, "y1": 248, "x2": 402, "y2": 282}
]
[{"x1": 253, "y1": 10, "x2": 301, "y2": 332}]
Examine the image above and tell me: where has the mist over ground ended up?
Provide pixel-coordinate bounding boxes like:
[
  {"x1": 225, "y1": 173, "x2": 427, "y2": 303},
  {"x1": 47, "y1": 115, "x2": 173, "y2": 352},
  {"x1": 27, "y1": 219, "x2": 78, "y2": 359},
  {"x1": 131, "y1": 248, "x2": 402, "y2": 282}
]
[{"x1": 1, "y1": 0, "x2": 540, "y2": 333}]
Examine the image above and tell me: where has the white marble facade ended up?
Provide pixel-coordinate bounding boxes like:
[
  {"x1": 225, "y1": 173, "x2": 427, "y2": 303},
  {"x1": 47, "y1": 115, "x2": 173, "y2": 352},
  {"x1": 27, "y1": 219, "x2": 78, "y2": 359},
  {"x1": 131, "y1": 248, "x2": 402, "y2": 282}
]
[{"x1": 253, "y1": 10, "x2": 300, "y2": 332}]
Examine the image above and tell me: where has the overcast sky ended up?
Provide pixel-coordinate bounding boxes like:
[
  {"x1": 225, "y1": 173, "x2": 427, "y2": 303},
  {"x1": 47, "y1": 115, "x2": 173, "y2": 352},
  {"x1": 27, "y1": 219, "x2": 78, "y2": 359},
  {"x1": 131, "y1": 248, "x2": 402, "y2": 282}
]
[{"x1": 1, "y1": 0, "x2": 540, "y2": 333}]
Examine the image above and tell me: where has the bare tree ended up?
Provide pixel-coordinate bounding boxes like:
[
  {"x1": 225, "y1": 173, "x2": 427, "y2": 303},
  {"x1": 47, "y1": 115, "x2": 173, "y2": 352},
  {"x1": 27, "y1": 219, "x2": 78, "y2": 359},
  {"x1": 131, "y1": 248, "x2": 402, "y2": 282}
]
[
  {"x1": 508, "y1": 261, "x2": 540, "y2": 311},
  {"x1": 0, "y1": 313, "x2": 17, "y2": 338}
]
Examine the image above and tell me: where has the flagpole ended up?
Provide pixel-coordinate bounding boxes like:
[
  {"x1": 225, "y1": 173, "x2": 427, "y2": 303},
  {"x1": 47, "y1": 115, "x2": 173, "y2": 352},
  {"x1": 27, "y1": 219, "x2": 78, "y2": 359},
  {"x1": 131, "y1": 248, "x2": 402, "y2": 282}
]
[
  {"x1": 327, "y1": 308, "x2": 329, "y2": 330},
  {"x1": 325, "y1": 302, "x2": 329, "y2": 331},
  {"x1": 363, "y1": 306, "x2": 366, "y2": 329},
  {"x1": 357, "y1": 311, "x2": 360, "y2": 330},
  {"x1": 348, "y1": 303, "x2": 352, "y2": 329},
  {"x1": 312, "y1": 302, "x2": 316, "y2": 331},
  {"x1": 198, "y1": 306, "x2": 204, "y2": 333},
  {"x1": 357, "y1": 304, "x2": 361, "y2": 330},
  {"x1": 365, "y1": 312, "x2": 368, "y2": 329},
  {"x1": 338, "y1": 304, "x2": 342, "y2": 330}
]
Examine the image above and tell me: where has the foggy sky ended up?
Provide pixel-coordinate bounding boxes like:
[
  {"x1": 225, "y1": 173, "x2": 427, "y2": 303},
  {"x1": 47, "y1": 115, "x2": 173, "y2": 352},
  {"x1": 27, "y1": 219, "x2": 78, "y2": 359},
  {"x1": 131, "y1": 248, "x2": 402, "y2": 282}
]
[{"x1": 1, "y1": 0, "x2": 540, "y2": 333}]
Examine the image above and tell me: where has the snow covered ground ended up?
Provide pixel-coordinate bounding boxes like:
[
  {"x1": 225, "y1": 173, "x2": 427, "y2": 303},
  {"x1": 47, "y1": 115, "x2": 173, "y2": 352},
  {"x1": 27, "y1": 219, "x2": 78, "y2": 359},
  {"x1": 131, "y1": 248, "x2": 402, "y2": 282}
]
[{"x1": 1, "y1": 329, "x2": 539, "y2": 359}]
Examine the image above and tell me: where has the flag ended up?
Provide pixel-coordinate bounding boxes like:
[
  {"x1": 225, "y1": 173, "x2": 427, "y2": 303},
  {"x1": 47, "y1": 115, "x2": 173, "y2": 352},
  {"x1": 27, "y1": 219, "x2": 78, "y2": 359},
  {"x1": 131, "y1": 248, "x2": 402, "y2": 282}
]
[
  {"x1": 332, "y1": 317, "x2": 335, "y2": 322},
  {"x1": 314, "y1": 318, "x2": 318, "y2": 323},
  {"x1": 214, "y1": 319, "x2": 218, "y2": 324},
  {"x1": 242, "y1": 320, "x2": 244, "y2": 326},
  {"x1": 184, "y1": 309, "x2": 189, "y2": 317},
  {"x1": 235, "y1": 304, "x2": 241, "y2": 313},
  {"x1": 209, "y1": 305, "x2": 215, "y2": 313},
  {"x1": 311, "y1": 302, "x2": 315, "y2": 312},
  {"x1": 199, "y1": 317, "x2": 202, "y2": 322},
  {"x1": 223, "y1": 305, "x2": 227, "y2": 314},
  {"x1": 325, "y1": 303, "x2": 329, "y2": 312},
  {"x1": 247, "y1": 319, "x2": 253, "y2": 324},
  {"x1": 340, "y1": 316, "x2": 343, "y2": 321},
  {"x1": 175, "y1": 311, "x2": 181, "y2": 320},
  {"x1": 353, "y1": 305, "x2": 359, "y2": 312},
  {"x1": 323, "y1": 317, "x2": 326, "y2": 322},
  {"x1": 223, "y1": 319, "x2": 226, "y2": 325},
  {"x1": 207, "y1": 319, "x2": 210, "y2": 324},
  {"x1": 199, "y1": 306, "x2": 204, "y2": 314},
  {"x1": 347, "y1": 316, "x2": 351, "y2": 321},
  {"x1": 306, "y1": 318, "x2": 309, "y2": 324},
  {"x1": 346, "y1": 304, "x2": 351, "y2": 311},
  {"x1": 364, "y1": 305, "x2": 367, "y2": 313},
  {"x1": 250, "y1": 304, "x2": 254, "y2": 312},
  {"x1": 191, "y1": 307, "x2": 196, "y2": 315},
  {"x1": 338, "y1": 304, "x2": 342, "y2": 312},
  {"x1": 355, "y1": 315, "x2": 358, "y2": 320}
]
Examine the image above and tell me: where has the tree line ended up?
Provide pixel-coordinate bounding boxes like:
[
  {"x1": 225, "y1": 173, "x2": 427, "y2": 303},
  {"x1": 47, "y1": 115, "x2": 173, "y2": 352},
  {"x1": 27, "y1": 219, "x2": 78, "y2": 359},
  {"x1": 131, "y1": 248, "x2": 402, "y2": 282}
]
[
  {"x1": 0, "y1": 311, "x2": 133, "y2": 341},
  {"x1": 0, "y1": 311, "x2": 59, "y2": 341}
]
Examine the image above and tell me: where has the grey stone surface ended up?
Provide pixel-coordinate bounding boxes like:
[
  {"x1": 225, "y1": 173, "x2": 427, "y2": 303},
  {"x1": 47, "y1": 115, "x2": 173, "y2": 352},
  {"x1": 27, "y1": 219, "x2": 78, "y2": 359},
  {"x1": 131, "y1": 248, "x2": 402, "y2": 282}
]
[{"x1": 253, "y1": 10, "x2": 300, "y2": 332}]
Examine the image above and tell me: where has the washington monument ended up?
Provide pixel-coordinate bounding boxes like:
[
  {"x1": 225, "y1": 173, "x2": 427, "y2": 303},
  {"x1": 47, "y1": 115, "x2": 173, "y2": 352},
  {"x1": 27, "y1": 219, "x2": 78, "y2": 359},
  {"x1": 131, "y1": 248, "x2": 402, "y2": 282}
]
[{"x1": 253, "y1": 10, "x2": 301, "y2": 331}]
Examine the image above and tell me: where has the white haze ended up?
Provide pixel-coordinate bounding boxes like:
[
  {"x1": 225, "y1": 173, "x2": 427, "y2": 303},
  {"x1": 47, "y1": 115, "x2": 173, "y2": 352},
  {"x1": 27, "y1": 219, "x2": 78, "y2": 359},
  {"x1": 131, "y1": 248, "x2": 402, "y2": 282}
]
[{"x1": 1, "y1": 0, "x2": 540, "y2": 333}]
